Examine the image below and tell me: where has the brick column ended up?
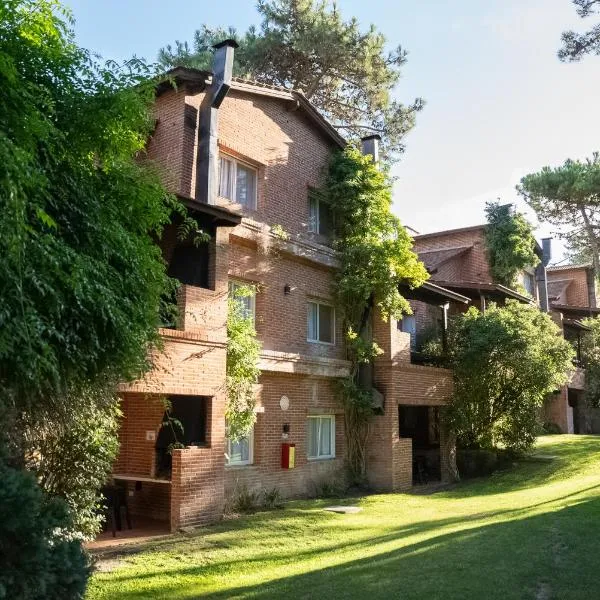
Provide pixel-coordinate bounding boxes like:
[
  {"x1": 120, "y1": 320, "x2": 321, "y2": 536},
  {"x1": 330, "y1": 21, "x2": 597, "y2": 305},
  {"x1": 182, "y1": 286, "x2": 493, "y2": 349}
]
[{"x1": 170, "y1": 391, "x2": 226, "y2": 530}]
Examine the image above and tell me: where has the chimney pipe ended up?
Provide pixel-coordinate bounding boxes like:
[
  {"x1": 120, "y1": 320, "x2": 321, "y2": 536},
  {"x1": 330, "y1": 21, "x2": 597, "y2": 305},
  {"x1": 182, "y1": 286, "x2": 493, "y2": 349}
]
[
  {"x1": 361, "y1": 134, "x2": 381, "y2": 166},
  {"x1": 536, "y1": 238, "x2": 552, "y2": 312},
  {"x1": 195, "y1": 39, "x2": 238, "y2": 204},
  {"x1": 542, "y1": 238, "x2": 552, "y2": 267}
]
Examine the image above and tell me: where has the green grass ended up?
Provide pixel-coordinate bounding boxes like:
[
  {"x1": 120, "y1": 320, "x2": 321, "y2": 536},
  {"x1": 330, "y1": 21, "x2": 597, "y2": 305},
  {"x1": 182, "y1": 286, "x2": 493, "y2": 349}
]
[{"x1": 88, "y1": 435, "x2": 600, "y2": 600}]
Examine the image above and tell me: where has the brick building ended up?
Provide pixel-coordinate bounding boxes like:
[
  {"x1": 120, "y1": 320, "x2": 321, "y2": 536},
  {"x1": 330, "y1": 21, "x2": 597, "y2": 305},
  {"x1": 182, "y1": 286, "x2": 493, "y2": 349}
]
[
  {"x1": 110, "y1": 41, "x2": 468, "y2": 531},
  {"x1": 412, "y1": 223, "x2": 598, "y2": 436},
  {"x1": 545, "y1": 263, "x2": 599, "y2": 433}
]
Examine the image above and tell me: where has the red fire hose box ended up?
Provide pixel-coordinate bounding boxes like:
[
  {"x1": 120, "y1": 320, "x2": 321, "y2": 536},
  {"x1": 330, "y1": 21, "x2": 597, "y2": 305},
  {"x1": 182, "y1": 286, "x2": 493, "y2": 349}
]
[{"x1": 281, "y1": 443, "x2": 296, "y2": 469}]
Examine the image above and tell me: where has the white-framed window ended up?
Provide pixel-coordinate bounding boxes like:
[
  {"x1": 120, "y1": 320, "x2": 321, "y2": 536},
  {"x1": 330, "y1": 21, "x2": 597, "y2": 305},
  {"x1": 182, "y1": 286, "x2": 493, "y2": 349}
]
[
  {"x1": 307, "y1": 415, "x2": 335, "y2": 460},
  {"x1": 219, "y1": 154, "x2": 257, "y2": 208},
  {"x1": 226, "y1": 428, "x2": 254, "y2": 466},
  {"x1": 228, "y1": 280, "x2": 256, "y2": 321},
  {"x1": 308, "y1": 193, "x2": 333, "y2": 236},
  {"x1": 307, "y1": 300, "x2": 335, "y2": 344}
]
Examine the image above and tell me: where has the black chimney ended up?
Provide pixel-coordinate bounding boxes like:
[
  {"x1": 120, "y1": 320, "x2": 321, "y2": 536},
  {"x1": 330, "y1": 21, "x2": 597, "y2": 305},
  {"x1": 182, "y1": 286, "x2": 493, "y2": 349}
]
[
  {"x1": 195, "y1": 39, "x2": 238, "y2": 204},
  {"x1": 361, "y1": 134, "x2": 381, "y2": 166},
  {"x1": 536, "y1": 238, "x2": 552, "y2": 312}
]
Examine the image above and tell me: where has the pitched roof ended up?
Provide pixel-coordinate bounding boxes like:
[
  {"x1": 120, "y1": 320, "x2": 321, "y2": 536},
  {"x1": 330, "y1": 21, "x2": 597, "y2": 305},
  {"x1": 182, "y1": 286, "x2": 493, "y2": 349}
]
[
  {"x1": 547, "y1": 263, "x2": 592, "y2": 272},
  {"x1": 547, "y1": 279, "x2": 572, "y2": 302},
  {"x1": 414, "y1": 224, "x2": 486, "y2": 241},
  {"x1": 551, "y1": 303, "x2": 600, "y2": 318},
  {"x1": 156, "y1": 69, "x2": 346, "y2": 148},
  {"x1": 431, "y1": 280, "x2": 534, "y2": 304},
  {"x1": 417, "y1": 245, "x2": 473, "y2": 272},
  {"x1": 398, "y1": 281, "x2": 470, "y2": 305}
]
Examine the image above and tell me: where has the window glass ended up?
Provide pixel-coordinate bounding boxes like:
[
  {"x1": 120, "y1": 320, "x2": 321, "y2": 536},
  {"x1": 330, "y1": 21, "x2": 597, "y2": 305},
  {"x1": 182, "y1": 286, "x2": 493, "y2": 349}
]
[
  {"x1": 307, "y1": 301, "x2": 334, "y2": 344},
  {"x1": 307, "y1": 417, "x2": 319, "y2": 458},
  {"x1": 307, "y1": 416, "x2": 335, "y2": 459},
  {"x1": 219, "y1": 156, "x2": 234, "y2": 199},
  {"x1": 308, "y1": 196, "x2": 318, "y2": 233},
  {"x1": 400, "y1": 315, "x2": 417, "y2": 351},
  {"x1": 319, "y1": 201, "x2": 333, "y2": 237},
  {"x1": 219, "y1": 155, "x2": 257, "y2": 208},
  {"x1": 307, "y1": 301, "x2": 318, "y2": 341},
  {"x1": 226, "y1": 428, "x2": 253, "y2": 466},
  {"x1": 318, "y1": 303, "x2": 334, "y2": 343},
  {"x1": 229, "y1": 281, "x2": 256, "y2": 321},
  {"x1": 308, "y1": 194, "x2": 333, "y2": 236}
]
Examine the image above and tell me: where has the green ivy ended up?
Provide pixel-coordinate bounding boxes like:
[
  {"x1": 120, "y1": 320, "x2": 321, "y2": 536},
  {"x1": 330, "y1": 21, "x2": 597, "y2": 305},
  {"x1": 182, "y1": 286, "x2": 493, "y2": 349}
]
[
  {"x1": 484, "y1": 201, "x2": 540, "y2": 289},
  {"x1": 324, "y1": 146, "x2": 428, "y2": 482},
  {"x1": 226, "y1": 286, "x2": 262, "y2": 442}
]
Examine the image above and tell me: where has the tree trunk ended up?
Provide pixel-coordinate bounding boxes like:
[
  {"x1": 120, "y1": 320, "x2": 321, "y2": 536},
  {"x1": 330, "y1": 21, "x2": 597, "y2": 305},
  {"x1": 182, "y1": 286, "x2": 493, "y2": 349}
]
[{"x1": 578, "y1": 204, "x2": 600, "y2": 283}]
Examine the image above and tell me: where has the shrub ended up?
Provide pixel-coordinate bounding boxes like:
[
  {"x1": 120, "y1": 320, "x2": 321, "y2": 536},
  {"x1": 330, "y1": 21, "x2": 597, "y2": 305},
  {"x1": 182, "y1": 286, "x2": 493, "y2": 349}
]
[
  {"x1": 313, "y1": 477, "x2": 348, "y2": 499},
  {"x1": 447, "y1": 301, "x2": 574, "y2": 454},
  {"x1": 0, "y1": 464, "x2": 89, "y2": 600},
  {"x1": 262, "y1": 487, "x2": 283, "y2": 509},
  {"x1": 230, "y1": 483, "x2": 259, "y2": 513},
  {"x1": 542, "y1": 422, "x2": 562, "y2": 435},
  {"x1": 28, "y1": 386, "x2": 121, "y2": 540}
]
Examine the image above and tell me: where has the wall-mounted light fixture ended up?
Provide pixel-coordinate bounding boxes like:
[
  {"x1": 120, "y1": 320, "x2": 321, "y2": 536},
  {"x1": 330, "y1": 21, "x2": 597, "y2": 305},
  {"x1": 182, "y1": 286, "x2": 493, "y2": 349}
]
[{"x1": 284, "y1": 284, "x2": 291, "y2": 295}]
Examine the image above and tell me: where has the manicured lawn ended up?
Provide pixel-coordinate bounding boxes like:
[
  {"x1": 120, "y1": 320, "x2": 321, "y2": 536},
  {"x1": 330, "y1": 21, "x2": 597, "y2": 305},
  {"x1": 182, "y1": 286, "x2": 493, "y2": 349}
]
[{"x1": 88, "y1": 435, "x2": 600, "y2": 599}]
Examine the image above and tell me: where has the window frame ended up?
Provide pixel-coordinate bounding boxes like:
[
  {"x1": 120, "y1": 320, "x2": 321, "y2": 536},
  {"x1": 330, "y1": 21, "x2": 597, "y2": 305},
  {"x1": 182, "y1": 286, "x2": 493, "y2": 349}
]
[
  {"x1": 306, "y1": 415, "x2": 336, "y2": 460},
  {"x1": 228, "y1": 279, "x2": 256, "y2": 322},
  {"x1": 308, "y1": 192, "x2": 333, "y2": 236},
  {"x1": 219, "y1": 154, "x2": 258, "y2": 209},
  {"x1": 225, "y1": 427, "x2": 254, "y2": 467},
  {"x1": 307, "y1": 300, "x2": 335, "y2": 345}
]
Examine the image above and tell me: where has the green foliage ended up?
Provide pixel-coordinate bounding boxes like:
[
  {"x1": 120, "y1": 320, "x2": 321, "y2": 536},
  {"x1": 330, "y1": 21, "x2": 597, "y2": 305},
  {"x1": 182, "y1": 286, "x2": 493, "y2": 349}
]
[
  {"x1": 0, "y1": 0, "x2": 175, "y2": 429},
  {"x1": 27, "y1": 386, "x2": 121, "y2": 540},
  {"x1": 230, "y1": 483, "x2": 260, "y2": 513},
  {"x1": 226, "y1": 286, "x2": 261, "y2": 442},
  {"x1": 559, "y1": 0, "x2": 600, "y2": 61},
  {"x1": 0, "y1": 1, "x2": 181, "y2": 588},
  {"x1": 517, "y1": 155, "x2": 600, "y2": 279},
  {"x1": 581, "y1": 316, "x2": 600, "y2": 408},
  {"x1": 324, "y1": 146, "x2": 428, "y2": 481},
  {"x1": 484, "y1": 202, "x2": 539, "y2": 289},
  {"x1": 0, "y1": 463, "x2": 89, "y2": 599},
  {"x1": 446, "y1": 301, "x2": 574, "y2": 453},
  {"x1": 261, "y1": 487, "x2": 284, "y2": 509},
  {"x1": 158, "y1": 0, "x2": 423, "y2": 161}
]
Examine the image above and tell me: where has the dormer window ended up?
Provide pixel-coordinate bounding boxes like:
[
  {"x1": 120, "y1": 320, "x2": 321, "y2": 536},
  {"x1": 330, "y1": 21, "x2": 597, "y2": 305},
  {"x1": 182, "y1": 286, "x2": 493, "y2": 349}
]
[{"x1": 219, "y1": 155, "x2": 257, "y2": 209}]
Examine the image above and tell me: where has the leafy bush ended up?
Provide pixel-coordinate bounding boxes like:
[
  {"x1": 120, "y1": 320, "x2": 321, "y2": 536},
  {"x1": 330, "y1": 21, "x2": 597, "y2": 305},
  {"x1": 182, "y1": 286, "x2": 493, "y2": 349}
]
[
  {"x1": 226, "y1": 287, "x2": 261, "y2": 441},
  {"x1": 447, "y1": 301, "x2": 574, "y2": 454},
  {"x1": 313, "y1": 476, "x2": 348, "y2": 499},
  {"x1": 542, "y1": 422, "x2": 562, "y2": 435},
  {"x1": 262, "y1": 487, "x2": 283, "y2": 509},
  {"x1": 0, "y1": 464, "x2": 89, "y2": 600},
  {"x1": 28, "y1": 386, "x2": 121, "y2": 540},
  {"x1": 484, "y1": 202, "x2": 540, "y2": 289},
  {"x1": 230, "y1": 483, "x2": 260, "y2": 513}
]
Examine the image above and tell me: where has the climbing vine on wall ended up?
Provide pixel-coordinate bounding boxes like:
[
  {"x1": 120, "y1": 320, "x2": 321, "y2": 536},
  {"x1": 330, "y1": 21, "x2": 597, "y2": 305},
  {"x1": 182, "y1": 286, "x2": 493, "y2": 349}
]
[
  {"x1": 484, "y1": 201, "x2": 539, "y2": 289},
  {"x1": 226, "y1": 285, "x2": 262, "y2": 441},
  {"x1": 324, "y1": 146, "x2": 428, "y2": 483}
]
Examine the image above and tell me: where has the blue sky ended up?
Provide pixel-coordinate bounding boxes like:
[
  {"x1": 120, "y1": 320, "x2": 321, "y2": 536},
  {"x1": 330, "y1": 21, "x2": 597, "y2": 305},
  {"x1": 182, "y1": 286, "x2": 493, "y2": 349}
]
[{"x1": 65, "y1": 0, "x2": 600, "y2": 259}]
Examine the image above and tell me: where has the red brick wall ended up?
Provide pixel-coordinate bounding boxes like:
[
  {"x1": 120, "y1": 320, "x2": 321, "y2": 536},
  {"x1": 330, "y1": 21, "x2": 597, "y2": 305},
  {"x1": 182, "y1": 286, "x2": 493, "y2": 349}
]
[
  {"x1": 114, "y1": 394, "x2": 164, "y2": 477},
  {"x1": 228, "y1": 239, "x2": 343, "y2": 360},
  {"x1": 547, "y1": 267, "x2": 590, "y2": 307},
  {"x1": 224, "y1": 374, "x2": 345, "y2": 499},
  {"x1": 147, "y1": 88, "x2": 187, "y2": 195},
  {"x1": 414, "y1": 227, "x2": 492, "y2": 283},
  {"x1": 543, "y1": 388, "x2": 573, "y2": 433}
]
